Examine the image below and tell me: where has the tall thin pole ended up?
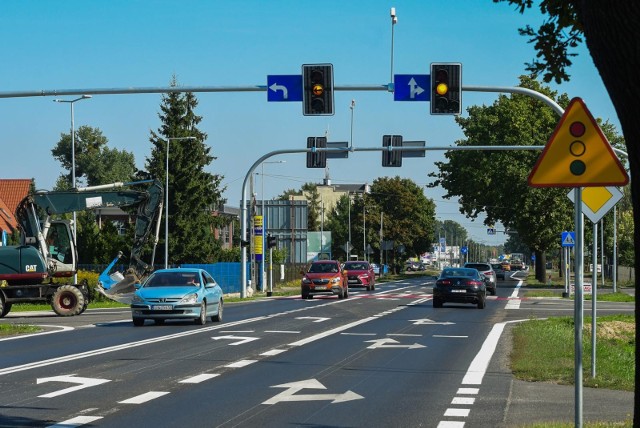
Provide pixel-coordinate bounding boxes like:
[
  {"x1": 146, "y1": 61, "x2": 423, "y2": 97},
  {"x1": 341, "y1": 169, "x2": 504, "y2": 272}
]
[
  {"x1": 613, "y1": 206, "x2": 617, "y2": 292},
  {"x1": 591, "y1": 221, "x2": 598, "y2": 378}
]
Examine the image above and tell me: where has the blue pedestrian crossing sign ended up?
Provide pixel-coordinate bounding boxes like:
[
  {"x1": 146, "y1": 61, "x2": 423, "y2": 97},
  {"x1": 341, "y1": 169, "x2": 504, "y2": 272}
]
[
  {"x1": 561, "y1": 231, "x2": 576, "y2": 247},
  {"x1": 394, "y1": 75, "x2": 430, "y2": 101}
]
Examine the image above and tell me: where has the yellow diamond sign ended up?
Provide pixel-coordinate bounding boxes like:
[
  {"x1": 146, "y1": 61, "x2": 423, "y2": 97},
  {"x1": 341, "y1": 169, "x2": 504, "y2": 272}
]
[{"x1": 567, "y1": 186, "x2": 623, "y2": 223}]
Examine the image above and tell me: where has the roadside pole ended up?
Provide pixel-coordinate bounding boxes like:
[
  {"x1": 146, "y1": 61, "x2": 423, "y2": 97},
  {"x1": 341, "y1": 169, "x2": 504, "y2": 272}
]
[{"x1": 574, "y1": 187, "x2": 584, "y2": 428}]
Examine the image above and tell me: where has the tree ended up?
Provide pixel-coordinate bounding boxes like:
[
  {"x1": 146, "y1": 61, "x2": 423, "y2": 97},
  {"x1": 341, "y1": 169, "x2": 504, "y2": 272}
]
[
  {"x1": 144, "y1": 81, "x2": 225, "y2": 265},
  {"x1": 495, "y1": 1, "x2": 640, "y2": 418},
  {"x1": 368, "y1": 177, "x2": 436, "y2": 271}
]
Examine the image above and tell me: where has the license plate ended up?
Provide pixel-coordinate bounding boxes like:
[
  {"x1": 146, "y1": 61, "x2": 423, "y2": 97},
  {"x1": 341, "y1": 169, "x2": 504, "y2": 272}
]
[
  {"x1": 314, "y1": 286, "x2": 327, "y2": 291},
  {"x1": 451, "y1": 289, "x2": 466, "y2": 293},
  {"x1": 348, "y1": 280, "x2": 358, "y2": 284},
  {"x1": 152, "y1": 305, "x2": 172, "y2": 310}
]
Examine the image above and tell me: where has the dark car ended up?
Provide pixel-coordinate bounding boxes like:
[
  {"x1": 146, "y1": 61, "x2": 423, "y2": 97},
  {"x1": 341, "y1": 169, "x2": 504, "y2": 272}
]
[
  {"x1": 491, "y1": 262, "x2": 505, "y2": 280},
  {"x1": 301, "y1": 260, "x2": 348, "y2": 299},
  {"x1": 343, "y1": 261, "x2": 375, "y2": 291},
  {"x1": 433, "y1": 267, "x2": 487, "y2": 309},
  {"x1": 464, "y1": 262, "x2": 497, "y2": 295}
]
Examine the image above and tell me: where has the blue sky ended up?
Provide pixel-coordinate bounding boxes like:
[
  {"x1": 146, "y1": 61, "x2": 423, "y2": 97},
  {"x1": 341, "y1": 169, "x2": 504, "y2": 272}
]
[{"x1": 0, "y1": 1, "x2": 620, "y2": 245}]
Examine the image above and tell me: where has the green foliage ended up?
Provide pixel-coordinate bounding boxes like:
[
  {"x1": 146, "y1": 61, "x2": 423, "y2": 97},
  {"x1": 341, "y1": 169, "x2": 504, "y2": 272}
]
[{"x1": 143, "y1": 77, "x2": 226, "y2": 265}]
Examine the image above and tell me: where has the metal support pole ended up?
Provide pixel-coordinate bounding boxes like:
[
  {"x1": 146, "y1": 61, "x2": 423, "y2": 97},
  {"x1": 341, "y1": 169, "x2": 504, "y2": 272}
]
[
  {"x1": 574, "y1": 188, "x2": 584, "y2": 428},
  {"x1": 613, "y1": 206, "x2": 617, "y2": 292},
  {"x1": 592, "y1": 221, "x2": 598, "y2": 378}
]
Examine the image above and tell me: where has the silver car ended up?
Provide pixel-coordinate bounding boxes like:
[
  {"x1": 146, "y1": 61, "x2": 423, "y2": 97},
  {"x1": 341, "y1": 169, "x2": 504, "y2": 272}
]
[{"x1": 464, "y1": 262, "x2": 497, "y2": 295}]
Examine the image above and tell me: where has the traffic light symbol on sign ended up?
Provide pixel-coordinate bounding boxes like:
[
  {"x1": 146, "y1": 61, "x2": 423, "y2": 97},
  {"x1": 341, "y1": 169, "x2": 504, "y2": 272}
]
[
  {"x1": 528, "y1": 97, "x2": 629, "y2": 187},
  {"x1": 302, "y1": 64, "x2": 334, "y2": 116},
  {"x1": 430, "y1": 63, "x2": 462, "y2": 115},
  {"x1": 306, "y1": 137, "x2": 327, "y2": 168},
  {"x1": 382, "y1": 135, "x2": 402, "y2": 167}
]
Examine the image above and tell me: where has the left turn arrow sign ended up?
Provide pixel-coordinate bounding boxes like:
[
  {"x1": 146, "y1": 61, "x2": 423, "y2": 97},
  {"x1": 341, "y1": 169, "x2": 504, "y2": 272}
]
[{"x1": 37, "y1": 374, "x2": 111, "y2": 398}]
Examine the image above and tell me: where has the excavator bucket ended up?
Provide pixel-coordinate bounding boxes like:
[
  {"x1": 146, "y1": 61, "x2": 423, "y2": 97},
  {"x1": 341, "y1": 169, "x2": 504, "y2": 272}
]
[{"x1": 96, "y1": 255, "x2": 142, "y2": 304}]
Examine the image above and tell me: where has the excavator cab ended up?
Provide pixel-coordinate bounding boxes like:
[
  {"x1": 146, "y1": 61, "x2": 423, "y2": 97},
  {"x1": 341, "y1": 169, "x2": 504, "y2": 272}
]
[{"x1": 44, "y1": 220, "x2": 76, "y2": 277}]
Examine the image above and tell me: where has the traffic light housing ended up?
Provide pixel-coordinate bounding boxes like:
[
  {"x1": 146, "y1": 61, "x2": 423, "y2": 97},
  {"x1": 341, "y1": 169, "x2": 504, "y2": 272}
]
[
  {"x1": 267, "y1": 234, "x2": 277, "y2": 249},
  {"x1": 430, "y1": 63, "x2": 462, "y2": 115},
  {"x1": 382, "y1": 135, "x2": 402, "y2": 167},
  {"x1": 306, "y1": 136, "x2": 327, "y2": 168},
  {"x1": 302, "y1": 64, "x2": 334, "y2": 116}
]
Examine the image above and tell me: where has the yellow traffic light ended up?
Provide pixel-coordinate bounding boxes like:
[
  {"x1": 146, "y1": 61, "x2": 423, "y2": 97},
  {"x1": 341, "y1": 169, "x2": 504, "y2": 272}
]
[
  {"x1": 312, "y1": 84, "x2": 324, "y2": 96},
  {"x1": 436, "y1": 82, "x2": 448, "y2": 96}
]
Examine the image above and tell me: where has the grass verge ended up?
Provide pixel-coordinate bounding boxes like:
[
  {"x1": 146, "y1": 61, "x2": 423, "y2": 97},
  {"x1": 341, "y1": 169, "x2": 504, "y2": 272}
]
[
  {"x1": 511, "y1": 314, "x2": 635, "y2": 391},
  {"x1": 0, "y1": 323, "x2": 42, "y2": 337}
]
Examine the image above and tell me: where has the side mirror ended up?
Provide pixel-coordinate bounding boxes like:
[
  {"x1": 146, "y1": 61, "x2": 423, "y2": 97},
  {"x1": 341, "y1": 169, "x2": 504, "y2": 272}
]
[{"x1": 134, "y1": 283, "x2": 142, "y2": 290}]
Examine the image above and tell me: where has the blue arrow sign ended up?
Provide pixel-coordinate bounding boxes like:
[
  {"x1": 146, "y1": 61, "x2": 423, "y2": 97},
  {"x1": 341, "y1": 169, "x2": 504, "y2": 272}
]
[
  {"x1": 267, "y1": 75, "x2": 302, "y2": 102},
  {"x1": 461, "y1": 246, "x2": 468, "y2": 255},
  {"x1": 393, "y1": 74, "x2": 430, "y2": 101}
]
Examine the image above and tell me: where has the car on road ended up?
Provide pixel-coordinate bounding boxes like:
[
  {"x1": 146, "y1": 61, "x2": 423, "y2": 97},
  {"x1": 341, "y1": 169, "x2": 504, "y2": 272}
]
[
  {"x1": 491, "y1": 262, "x2": 505, "y2": 280},
  {"x1": 371, "y1": 263, "x2": 380, "y2": 276},
  {"x1": 464, "y1": 262, "x2": 497, "y2": 295},
  {"x1": 433, "y1": 267, "x2": 487, "y2": 309},
  {"x1": 130, "y1": 268, "x2": 223, "y2": 326},
  {"x1": 343, "y1": 261, "x2": 376, "y2": 291},
  {"x1": 301, "y1": 260, "x2": 348, "y2": 299}
]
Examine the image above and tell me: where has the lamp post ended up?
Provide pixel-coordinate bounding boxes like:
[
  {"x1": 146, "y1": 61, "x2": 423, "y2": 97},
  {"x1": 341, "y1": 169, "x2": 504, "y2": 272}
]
[
  {"x1": 260, "y1": 160, "x2": 285, "y2": 292},
  {"x1": 54, "y1": 95, "x2": 92, "y2": 285},
  {"x1": 165, "y1": 136, "x2": 196, "y2": 269}
]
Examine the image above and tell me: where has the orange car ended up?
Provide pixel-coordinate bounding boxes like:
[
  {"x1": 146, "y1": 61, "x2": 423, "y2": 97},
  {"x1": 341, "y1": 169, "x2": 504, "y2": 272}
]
[
  {"x1": 301, "y1": 260, "x2": 348, "y2": 299},
  {"x1": 501, "y1": 261, "x2": 511, "y2": 272}
]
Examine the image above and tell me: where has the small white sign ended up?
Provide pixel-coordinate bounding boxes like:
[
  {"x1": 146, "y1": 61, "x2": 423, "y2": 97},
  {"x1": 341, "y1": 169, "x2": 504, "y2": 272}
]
[{"x1": 570, "y1": 282, "x2": 593, "y2": 295}]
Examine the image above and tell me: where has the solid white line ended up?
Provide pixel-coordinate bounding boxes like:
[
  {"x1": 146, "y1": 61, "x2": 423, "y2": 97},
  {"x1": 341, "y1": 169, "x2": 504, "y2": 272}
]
[
  {"x1": 433, "y1": 335, "x2": 468, "y2": 338},
  {"x1": 461, "y1": 322, "x2": 506, "y2": 385},
  {"x1": 340, "y1": 332, "x2": 377, "y2": 336},
  {"x1": 264, "y1": 330, "x2": 300, "y2": 334},
  {"x1": 119, "y1": 391, "x2": 169, "y2": 404},
  {"x1": 46, "y1": 416, "x2": 103, "y2": 428},
  {"x1": 225, "y1": 359, "x2": 257, "y2": 368},
  {"x1": 509, "y1": 280, "x2": 523, "y2": 298},
  {"x1": 444, "y1": 408, "x2": 470, "y2": 417},
  {"x1": 179, "y1": 373, "x2": 220, "y2": 383}
]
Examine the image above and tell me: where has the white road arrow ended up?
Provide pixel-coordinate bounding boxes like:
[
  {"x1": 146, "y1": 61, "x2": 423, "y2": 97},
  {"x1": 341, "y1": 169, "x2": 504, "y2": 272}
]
[
  {"x1": 37, "y1": 374, "x2": 111, "y2": 398},
  {"x1": 365, "y1": 338, "x2": 426, "y2": 349},
  {"x1": 409, "y1": 318, "x2": 455, "y2": 326},
  {"x1": 269, "y1": 82, "x2": 289, "y2": 99},
  {"x1": 212, "y1": 335, "x2": 259, "y2": 346},
  {"x1": 263, "y1": 378, "x2": 363, "y2": 405},
  {"x1": 409, "y1": 77, "x2": 425, "y2": 99},
  {"x1": 295, "y1": 316, "x2": 330, "y2": 323}
]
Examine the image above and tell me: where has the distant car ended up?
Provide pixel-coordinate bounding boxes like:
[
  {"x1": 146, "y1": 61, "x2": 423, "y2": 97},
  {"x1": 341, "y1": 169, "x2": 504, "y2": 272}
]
[
  {"x1": 130, "y1": 268, "x2": 223, "y2": 326},
  {"x1": 371, "y1": 263, "x2": 381, "y2": 276},
  {"x1": 491, "y1": 262, "x2": 505, "y2": 280},
  {"x1": 343, "y1": 261, "x2": 375, "y2": 291},
  {"x1": 433, "y1": 267, "x2": 487, "y2": 309},
  {"x1": 501, "y1": 261, "x2": 511, "y2": 272},
  {"x1": 405, "y1": 261, "x2": 420, "y2": 271},
  {"x1": 301, "y1": 260, "x2": 348, "y2": 299},
  {"x1": 464, "y1": 262, "x2": 497, "y2": 295}
]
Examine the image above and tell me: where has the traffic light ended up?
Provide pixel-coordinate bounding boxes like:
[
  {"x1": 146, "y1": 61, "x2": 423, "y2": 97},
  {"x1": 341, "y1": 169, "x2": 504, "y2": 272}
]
[
  {"x1": 430, "y1": 63, "x2": 462, "y2": 115},
  {"x1": 306, "y1": 136, "x2": 327, "y2": 168},
  {"x1": 382, "y1": 135, "x2": 402, "y2": 167},
  {"x1": 267, "y1": 234, "x2": 277, "y2": 249},
  {"x1": 302, "y1": 64, "x2": 334, "y2": 116}
]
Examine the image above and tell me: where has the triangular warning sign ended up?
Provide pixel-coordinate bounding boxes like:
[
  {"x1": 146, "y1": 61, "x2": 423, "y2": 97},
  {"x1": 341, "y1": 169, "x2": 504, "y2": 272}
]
[{"x1": 528, "y1": 97, "x2": 629, "y2": 187}]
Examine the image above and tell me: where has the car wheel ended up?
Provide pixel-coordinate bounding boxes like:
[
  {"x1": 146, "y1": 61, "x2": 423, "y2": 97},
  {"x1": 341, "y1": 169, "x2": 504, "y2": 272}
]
[
  {"x1": 195, "y1": 302, "x2": 207, "y2": 325},
  {"x1": 477, "y1": 296, "x2": 486, "y2": 309},
  {"x1": 344, "y1": 287, "x2": 349, "y2": 298},
  {"x1": 301, "y1": 291, "x2": 309, "y2": 300},
  {"x1": 212, "y1": 299, "x2": 223, "y2": 322},
  {"x1": 490, "y1": 287, "x2": 497, "y2": 296},
  {"x1": 433, "y1": 298, "x2": 443, "y2": 308},
  {"x1": 338, "y1": 289, "x2": 344, "y2": 299},
  {"x1": 51, "y1": 285, "x2": 86, "y2": 316},
  {"x1": 0, "y1": 294, "x2": 11, "y2": 318},
  {"x1": 133, "y1": 317, "x2": 145, "y2": 326}
]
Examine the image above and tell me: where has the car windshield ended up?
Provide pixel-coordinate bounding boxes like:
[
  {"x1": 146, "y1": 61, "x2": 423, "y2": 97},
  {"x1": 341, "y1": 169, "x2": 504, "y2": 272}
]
[
  {"x1": 308, "y1": 263, "x2": 339, "y2": 273},
  {"x1": 146, "y1": 273, "x2": 200, "y2": 287},
  {"x1": 441, "y1": 268, "x2": 478, "y2": 278},
  {"x1": 344, "y1": 263, "x2": 366, "y2": 270}
]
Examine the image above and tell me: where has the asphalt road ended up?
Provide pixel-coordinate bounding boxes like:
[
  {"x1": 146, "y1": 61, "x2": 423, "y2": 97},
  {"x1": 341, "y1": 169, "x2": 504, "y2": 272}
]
[{"x1": 0, "y1": 276, "x2": 633, "y2": 427}]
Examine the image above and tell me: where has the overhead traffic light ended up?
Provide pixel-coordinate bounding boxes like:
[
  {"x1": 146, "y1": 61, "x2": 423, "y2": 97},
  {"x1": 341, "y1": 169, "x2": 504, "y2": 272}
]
[
  {"x1": 430, "y1": 63, "x2": 462, "y2": 115},
  {"x1": 267, "y1": 234, "x2": 277, "y2": 249},
  {"x1": 306, "y1": 136, "x2": 327, "y2": 168},
  {"x1": 302, "y1": 64, "x2": 334, "y2": 116},
  {"x1": 382, "y1": 135, "x2": 402, "y2": 167}
]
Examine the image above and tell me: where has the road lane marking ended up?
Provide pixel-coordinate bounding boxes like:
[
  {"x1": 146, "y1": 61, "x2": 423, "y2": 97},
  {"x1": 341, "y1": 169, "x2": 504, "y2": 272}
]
[
  {"x1": 457, "y1": 388, "x2": 478, "y2": 395},
  {"x1": 452, "y1": 397, "x2": 475, "y2": 405},
  {"x1": 261, "y1": 349, "x2": 287, "y2": 356},
  {"x1": 0, "y1": 325, "x2": 74, "y2": 341},
  {"x1": 212, "y1": 335, "x2": 260, "y2": 345},
  {"x1": 264, "y1": 330, "x2": 300, "y2": 334},
  {"x1": 46, "y1": 415, "x2": 103, "y2": 427},
  {"x1": 119, "y1": 391, "x2": 169, "y2": 404},
  {"x1": 444, "y1": 408, "x2": 470, "y2": 417},
  {"x1": 433, "y1": 335, "x2": 468, "y2": 338},
  {"x1": 462, "y1": 323, "x2": 505, "y2": 385},
  {"x1": 437, "y1": 422, "x2": 465, "y2": 428},
  {"x1": 180, "y1": 373, "x2": 220, "y2": 383},
  {"x1": 225, "y1": 359, "x2": 257, "y2": 368},
  {"x1": 37, "y1": 374, "x2": 111, "y2": 398},
  {"x1": 263, "y1": 378, "x2": 364, "y2": 405}
]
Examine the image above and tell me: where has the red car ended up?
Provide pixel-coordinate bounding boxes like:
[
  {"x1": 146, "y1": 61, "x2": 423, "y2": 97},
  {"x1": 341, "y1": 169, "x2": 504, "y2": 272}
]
[
  {"x1": 301, "y1": 260, "x2": 348, "y2": 299},
  {"x1": 343, "y1": 261, "x2": 376, "y2": 291}
]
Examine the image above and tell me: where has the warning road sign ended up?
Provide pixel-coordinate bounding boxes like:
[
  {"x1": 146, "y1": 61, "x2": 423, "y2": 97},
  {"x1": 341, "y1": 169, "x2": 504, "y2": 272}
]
[{"x1": 528, "y1": 97, "x2": 629, "y2": 188}]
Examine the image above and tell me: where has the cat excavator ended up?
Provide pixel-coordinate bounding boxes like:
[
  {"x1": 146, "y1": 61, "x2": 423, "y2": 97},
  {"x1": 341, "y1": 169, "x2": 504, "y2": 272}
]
[{"x1": 0, "y1": 179, "x2": 163, "y2": 317}]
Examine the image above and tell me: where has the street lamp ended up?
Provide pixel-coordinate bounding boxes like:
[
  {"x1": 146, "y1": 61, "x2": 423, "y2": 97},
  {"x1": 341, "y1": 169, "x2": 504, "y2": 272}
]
[
  {"x1": 165, "y1": 136, "x2": 196, "y2": 268},
  {"x1": 260, "y1": 160, "x2": 286, "y2": 293},
  {"x1": 54, "y1": 95, "x2": 92, "y2": 285}
]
